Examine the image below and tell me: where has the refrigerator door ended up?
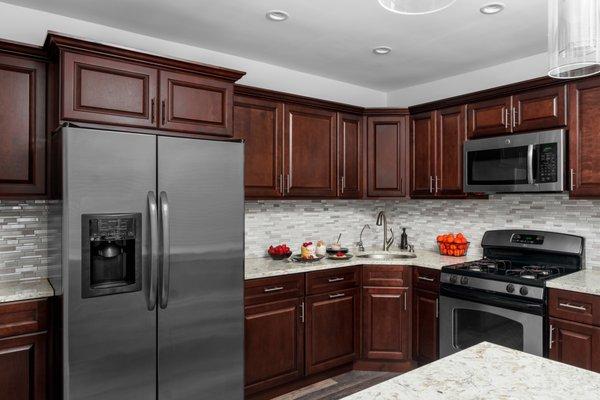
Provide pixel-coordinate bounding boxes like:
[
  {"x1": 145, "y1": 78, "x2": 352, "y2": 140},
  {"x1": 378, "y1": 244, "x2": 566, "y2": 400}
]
[
  {"x1": 62, "y1": 128, "x2": 157, "y2": 400},
  {"x1": 157, "y1": 137, "x2": 245, "y2": 400}
]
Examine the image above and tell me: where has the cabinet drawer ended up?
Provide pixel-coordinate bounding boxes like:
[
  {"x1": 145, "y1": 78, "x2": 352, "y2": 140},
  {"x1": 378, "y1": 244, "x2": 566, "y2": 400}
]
[
  {"x1": 306, "y1": 267, "x2": 360, "y2": 295},
  {"x1": 412, "y1": 267, "x2": 440, "y2": 291},
  {"x1": 548, "y1": 289, "x2": 600, "y2": 326},
  {"x1": 362, "y1": 265, "x2": 409, "y2": 287},
  {"x1": 0, "y1": 299, "x2": 48, "y2": 339},
  {"x1": 245, "y1": 274, "x2": 304, "y2": 306}
]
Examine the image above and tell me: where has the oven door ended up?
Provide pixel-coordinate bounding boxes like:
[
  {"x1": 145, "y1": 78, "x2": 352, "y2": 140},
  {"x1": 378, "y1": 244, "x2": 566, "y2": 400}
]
[{"x1": 439, "y1": 286, "x2": 545, "y2": 358}]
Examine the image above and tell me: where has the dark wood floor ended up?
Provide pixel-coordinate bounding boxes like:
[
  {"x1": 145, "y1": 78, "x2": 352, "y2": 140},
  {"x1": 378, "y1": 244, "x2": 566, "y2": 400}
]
[{"x1": 271, "y1": 370, "x2": 399, "y2": 400}]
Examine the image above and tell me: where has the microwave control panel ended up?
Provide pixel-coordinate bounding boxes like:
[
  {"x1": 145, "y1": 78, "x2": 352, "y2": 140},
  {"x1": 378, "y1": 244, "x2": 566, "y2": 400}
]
[{"x1": 538, "y1": 143, "x2": 558, "y2": 183}]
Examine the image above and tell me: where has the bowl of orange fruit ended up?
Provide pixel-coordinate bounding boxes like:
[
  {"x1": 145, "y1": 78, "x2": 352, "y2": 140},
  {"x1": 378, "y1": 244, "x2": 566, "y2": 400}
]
[{"x1": 436, "y1": 233, "x2": 469, "y2": 257}]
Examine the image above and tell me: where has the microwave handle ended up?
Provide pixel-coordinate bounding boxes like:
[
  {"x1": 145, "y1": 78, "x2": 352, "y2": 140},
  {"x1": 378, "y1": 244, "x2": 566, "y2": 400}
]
[{"x1": 527, "y1": 144, "x2": 534, "y2": 185}]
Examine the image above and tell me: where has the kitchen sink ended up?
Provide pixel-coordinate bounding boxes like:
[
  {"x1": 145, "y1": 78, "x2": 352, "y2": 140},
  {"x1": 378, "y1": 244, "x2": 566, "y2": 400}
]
[{"x1": 356, "y1": 252, "x2": 417, "y2": 260}]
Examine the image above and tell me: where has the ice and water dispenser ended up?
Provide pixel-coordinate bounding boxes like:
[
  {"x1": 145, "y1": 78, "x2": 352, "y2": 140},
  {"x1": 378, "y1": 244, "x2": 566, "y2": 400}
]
[{"x1": 81, "y1": 213, "x2": 142, "y2": 298}]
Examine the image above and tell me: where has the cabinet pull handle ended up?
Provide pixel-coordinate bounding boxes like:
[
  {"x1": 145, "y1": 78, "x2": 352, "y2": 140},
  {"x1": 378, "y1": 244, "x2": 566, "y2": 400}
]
[
  {"x1": 264, "y1": 286, "x2": 284, "y2": 293},
  {"x1": 418, "y1": 276, "x2": 435, "y2": 282},
  {"x1": 328, "y1": 277, "x2": 344, "y2": 283},
  {"x1": 286, "y1": 174, "x2": 291, "y2": 194},
  {"x1": 161, "y1": 100, "x2": 166, "y2": 125},
  {"x1": 403, "y1": 291, "x2": 407, "y2": 311},
  {"x1": 278, "y1": 174, "x2": 284, "y2": 194},
  {"x1": 559, "y1": 302, "x2": 587, "y2": 312},
  {"x1": 549, "y1": 323, "x2": 555, "y2": 350},
  {"x1": 570, "y1": 169, "x2": 576, "y2": 191},
  {"x1": 504, "y1": 108, "x2": 510, "y2": 128},
  {"x1": 329, "y1": 293, "x2": 345, "y2": 299},
  {"x1": 300, "y1": 302, "x2": 305, "y2": 323},
  {"x1": 435, "y1": 176, "x2": 439, "y2": 194},
  {"x1": 341, "y1": 176, "x2": 345, "y2": 194},
  {"x1": 435, "y1": 298, "x2": 439, "y2": 318},
  {"x1": 512, "y1": 107, "x2": 518, "y2": 128},
  {"x1": 151, "y1": 98, "x2": 155, "y2": 123},
  {"x1": 429, "y1": 176, "x2": 434, "y2": 193}
]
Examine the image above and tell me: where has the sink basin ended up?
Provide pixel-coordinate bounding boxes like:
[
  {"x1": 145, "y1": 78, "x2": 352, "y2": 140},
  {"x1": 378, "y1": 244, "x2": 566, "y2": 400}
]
[{"x1": 356, "y1": 252, "x2": 417, "y2": 260}]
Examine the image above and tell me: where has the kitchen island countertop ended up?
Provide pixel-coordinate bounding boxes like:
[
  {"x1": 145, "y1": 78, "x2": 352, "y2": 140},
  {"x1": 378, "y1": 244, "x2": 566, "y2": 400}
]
[{"x1": 343, "y1": 341, "x2": 600, "y2": 400}]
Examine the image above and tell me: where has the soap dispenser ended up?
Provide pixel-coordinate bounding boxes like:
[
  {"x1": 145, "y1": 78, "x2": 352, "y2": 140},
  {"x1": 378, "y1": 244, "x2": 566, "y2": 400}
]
[{"x1": 400, "y1": 228, "x2": 408, "y2": 250}]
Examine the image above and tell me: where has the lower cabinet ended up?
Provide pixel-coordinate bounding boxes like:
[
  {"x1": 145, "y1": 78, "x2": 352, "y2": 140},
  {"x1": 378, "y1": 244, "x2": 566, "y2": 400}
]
[
  {"x1": 549, "y1": 317, "x2": 600, "y2": 372},
  {"x1": 412, "y1": 289, "x2": 438, "y2": 364},
  {"x1": 305, "y1": 288, "x2": 360, "y2": 375}
]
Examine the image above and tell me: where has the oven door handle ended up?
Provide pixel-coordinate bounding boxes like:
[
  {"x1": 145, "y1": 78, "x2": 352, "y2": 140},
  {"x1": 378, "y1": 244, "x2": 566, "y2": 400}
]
[{"x1": 440, "y1": 284, "x2": 544, "y2": 315}]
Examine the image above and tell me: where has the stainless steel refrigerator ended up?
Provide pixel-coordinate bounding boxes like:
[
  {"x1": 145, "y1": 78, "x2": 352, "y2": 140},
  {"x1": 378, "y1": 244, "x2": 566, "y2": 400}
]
[{"x1": 50, "y1": 126, "x2": 244, "y2": 400}]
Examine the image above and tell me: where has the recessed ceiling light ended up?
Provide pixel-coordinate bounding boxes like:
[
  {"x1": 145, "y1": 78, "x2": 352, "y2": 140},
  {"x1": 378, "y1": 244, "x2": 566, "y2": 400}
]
[
  {"x1": 480, "y1": 2, "x2": 505, "y2": 15},
  {"x1": 373, "y1": 46, "x2": 392, "y2": 55},
  {"x1": 266, "y1": 10, "x2": 289, "y2": 21}
]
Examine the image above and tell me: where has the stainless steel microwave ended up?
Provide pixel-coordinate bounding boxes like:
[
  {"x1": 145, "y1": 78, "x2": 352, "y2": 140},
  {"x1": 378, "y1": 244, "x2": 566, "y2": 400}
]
[{"x1": 464, "y1": 129, "x2": 566, "y2": 193}]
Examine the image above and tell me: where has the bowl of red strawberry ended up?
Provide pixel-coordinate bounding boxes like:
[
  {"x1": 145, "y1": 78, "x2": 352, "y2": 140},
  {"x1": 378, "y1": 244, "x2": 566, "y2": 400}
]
[{"x1": 268, "y1": 244, "x2": 292, "y2": 260}]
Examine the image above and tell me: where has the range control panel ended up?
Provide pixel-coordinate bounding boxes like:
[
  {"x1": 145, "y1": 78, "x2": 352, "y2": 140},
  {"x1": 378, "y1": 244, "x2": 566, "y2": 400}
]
[{"x1": 511, "y1": 233, "x2": 544, "y2": 245}]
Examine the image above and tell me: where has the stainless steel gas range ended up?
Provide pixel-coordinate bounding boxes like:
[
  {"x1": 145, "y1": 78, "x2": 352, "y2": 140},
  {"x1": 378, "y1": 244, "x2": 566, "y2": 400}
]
[{"x1": 439, "y1": 230, "x2": 584, "y2": 358}]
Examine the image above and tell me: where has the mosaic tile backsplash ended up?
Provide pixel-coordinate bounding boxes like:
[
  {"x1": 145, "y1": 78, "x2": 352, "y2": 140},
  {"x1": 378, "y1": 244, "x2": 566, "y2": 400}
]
[
  {"x1": 245, "y1": 194, "x2": 600, "y2": 268},
  {"x1": 1, "y1": 194, "x2": 599, "y2": 282}
]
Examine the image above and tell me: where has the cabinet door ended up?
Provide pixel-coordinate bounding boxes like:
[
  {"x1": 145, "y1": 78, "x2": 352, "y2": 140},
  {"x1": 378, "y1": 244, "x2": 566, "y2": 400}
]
[
  {"x1": 0, "y1": 332, "x2": 47, "y2": 400},
  {"x1": 234, "y1": 96, "x2": 284, "y2": 198},
  {"x1": 513, "y1": 85, "x2": 567, "y2": 132},
  {"x1": 437, "y1": 106, "x2": 467, "y2": 198},
  {"x1": 367, "y1": 116, "x2": 408, "y2": 197},
  {"x1": 412, "y1": 289, "x2": 438, "y2": 364},
  {"x1": 549, "y1": 317, "x2": 600, "y2": 373},
  {"x1": 362, "y1": 287, "x2": 410, "y2": 360},
  {"x1": 61, "y1": 51, "x2": 158, "y2": 128},
  {"x1": 410, "y1": 112, "x2": 436, "y2": 198},
  {"x1": 0, "y1": 53, "x2": 46, "y2": 197},
  {"x1": 467, "y1": 97, "x2": 512, "y2": 138},
  {"x1": 568, "y1": 78, "x2": 600, "y2": 197},
  {"x1": 305, "y1": 288, "x2": 360, "y2": 375},
  {"x1": 284, "y1": 105, "x2": 337, "y2": 197},
  {"x1": 338, "y1": 113, "x2": 363, "y2": 198},
  {"x1": 159, "y1": 70, "x2": 233, "y2": 136},
  {"x1": 244, "y1": 298, "x2": 304, "y2": 395}
]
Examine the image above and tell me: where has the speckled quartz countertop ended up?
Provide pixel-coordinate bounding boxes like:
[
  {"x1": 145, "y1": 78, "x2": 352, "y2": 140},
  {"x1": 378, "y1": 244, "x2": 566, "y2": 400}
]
[
  {"x1": 245, "y1": 250, "x2": 480, "y2": 280},
  {"x1": 0, "y1": 279, "x2": 55, "y2": 303},
  {"x1": 344, "y1": 342, "x2": 600, "y2": 400},
  {"x1": 547, "y1": 268, "x2": 600, "y2": 296}
]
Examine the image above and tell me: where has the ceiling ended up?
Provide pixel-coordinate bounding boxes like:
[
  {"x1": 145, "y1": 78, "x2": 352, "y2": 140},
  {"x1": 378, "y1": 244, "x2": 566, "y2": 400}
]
[{"x1": 4, "y1": 0, "x2": 548, "y2": 91}]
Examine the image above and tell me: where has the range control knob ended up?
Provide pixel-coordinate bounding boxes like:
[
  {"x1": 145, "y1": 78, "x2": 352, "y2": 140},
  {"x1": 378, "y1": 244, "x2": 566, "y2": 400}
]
[
  {"x1": 506, "y1": 284, "x2": 515, "y2": 293},
  {"x1": 520, "y1": 286, "x2": 529, "y2": 296},
  {"x1": 460, "y1": 276, "x2": 469, "y2": 285},
  {"x1": 449, "y1": 275, "x2": 458, "y2": 284}
]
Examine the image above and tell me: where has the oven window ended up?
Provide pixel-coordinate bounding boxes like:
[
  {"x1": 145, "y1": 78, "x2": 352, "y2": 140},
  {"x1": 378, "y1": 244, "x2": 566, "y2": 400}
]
[
  {"x1": 453, "y1": 308, "x2": 524, "y2": 351},
  {"x1": 467, "y1": 146, "x2": 529, "y2": 185}
]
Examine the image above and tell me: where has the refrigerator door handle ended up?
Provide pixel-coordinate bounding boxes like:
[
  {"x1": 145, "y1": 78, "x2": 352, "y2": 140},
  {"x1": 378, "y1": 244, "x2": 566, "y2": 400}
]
[
  {"x1": 159, "y1": 191, "x2": 171, "y2": 309},
  {"x1": 147, "y1": 191, "x2": 159, "y2": 311}
]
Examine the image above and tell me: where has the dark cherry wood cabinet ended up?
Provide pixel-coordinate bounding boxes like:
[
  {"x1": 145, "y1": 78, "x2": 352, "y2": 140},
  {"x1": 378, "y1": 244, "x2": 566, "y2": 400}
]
[
  {"x1": 549, "y1": 317, "x2": 600, "y2": 373},
  {"x1": 0, "y1": 299, "x2": 49, "y2": 400},
  {"x1": 305, "y1": 288, "x2": 360, "y2": 375},
  {"x1": 284, "y1": 104, "x2": 337, "y2": 197},
  {"x1": 234, "y1": 95, "x2": 284, "y2": 198},
  {"x1": 367, "y1": 115, "x2": 408, "y2": 197},
  {"x1": 436, "y1": 106, "x2": 467, "y2": 197},
  {"x1": 412, "y1": 289, "x2": 438, "y2": 365},
  {"x1": 467, "y1": 96, "x2": 512, "y2": 138},
  {"x1": 410, "y1": 112, "x2": 436, "y2": 198},
  {"x1": 0, "y1": 49, "x2": 46, "y2": 197},
  {"x1": 512, "y1": 85, "x2": 567, "y2": 132},
  {"x1": 568, "y1": 77, "x2": 600, "y2": 197},
  {"x1": 338, "y1": 113, "x2": 363, "y2": 198},
  {"x1": 159, "y1": 70, "x2": 233, "y2": 136}
]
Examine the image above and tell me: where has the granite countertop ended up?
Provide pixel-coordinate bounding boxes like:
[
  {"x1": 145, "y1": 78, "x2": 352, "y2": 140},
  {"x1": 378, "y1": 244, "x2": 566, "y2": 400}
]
[
  {"x1": 0, "y1": 279, "x2": 55, "y2": 303},
  {"x1": 343, "y1": 342, "x2": 600, "y2": 400},
  {"x1": 547, "y1": 269, "x2": 600, "y2": 296},
  {"x1": 245, "y1": 249, "x2": 480, "y2": 280}
]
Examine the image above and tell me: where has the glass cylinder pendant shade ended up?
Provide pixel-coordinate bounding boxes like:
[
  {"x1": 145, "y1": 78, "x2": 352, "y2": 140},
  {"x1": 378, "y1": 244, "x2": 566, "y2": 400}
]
[
  {"x1": 548, "y1": 0, "x2": 600, "y2": 79},
  {"x1": 377, "y1": 0, "x2": 457, "y2": 15}
]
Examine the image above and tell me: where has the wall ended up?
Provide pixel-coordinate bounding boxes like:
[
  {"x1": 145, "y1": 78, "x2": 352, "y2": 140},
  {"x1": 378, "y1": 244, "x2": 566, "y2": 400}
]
[
  {"x1": 245, "y1": 194, "x2": 600, "y2": 268},
  {"x1": 0, "y1": 2, "x2": 386, "y2": 107},
  {"x1": 386, "y1": 52, "x2": 548, "y2": 107}
]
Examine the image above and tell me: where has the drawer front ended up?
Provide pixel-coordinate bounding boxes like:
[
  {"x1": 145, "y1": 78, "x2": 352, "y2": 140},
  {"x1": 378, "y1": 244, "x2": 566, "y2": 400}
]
[
  {"x1": 549, "y1": 289, "x2": 600, "y2": 326},
  {"x1": 412, "y1": 267, "x2": 440, "y2": 291},
  {"x1": 0, "y1": 299, "x2": 48, "y2": 339},
  {"x1": 245, "y1": 274, "x2": 305, "y2": 306},
  {"x1": 306, "y1": 267, "x2": 360, "y2": 295},
  {"x1": 362, "y1": 265, "x2": 409, "y2": 287}
]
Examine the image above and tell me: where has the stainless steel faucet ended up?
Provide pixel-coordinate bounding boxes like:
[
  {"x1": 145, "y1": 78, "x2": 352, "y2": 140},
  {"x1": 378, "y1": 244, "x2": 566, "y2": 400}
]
[
  {"x1": 376, "y1": 211, "x2": 394, "y2": 251},
  {"x1": 358, "y1": 224, "x2": 370, "y2": 252}
]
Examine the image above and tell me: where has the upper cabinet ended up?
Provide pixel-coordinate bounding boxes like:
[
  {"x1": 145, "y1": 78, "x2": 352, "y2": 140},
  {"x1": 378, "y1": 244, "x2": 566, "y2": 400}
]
[
  {"x1": 284, "y1": 104, "x2": 337, "y2": 197},
  {"x1": 0, "y1": 44, "x2": 47, "y2": 198},
  {"x1": 47, "y1": 33, "x2": 245, "y2": 137},
  {"x1": 467, "y1": 96, "x2": 512, "y2": 138},
  {"x1": 338, "y1": 113, "x2": 364, "y2": 198},
  {"x1": 367, "y1": 114, "x2": 409, "y2": 197},
  {"x1": 410, "y1": 112, "x2": 436, "y2": 197}
]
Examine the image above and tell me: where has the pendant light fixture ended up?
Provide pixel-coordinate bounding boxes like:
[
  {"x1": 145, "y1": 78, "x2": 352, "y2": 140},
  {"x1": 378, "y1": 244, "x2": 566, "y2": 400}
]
[
  {"x1": 377, "y1": 0, "x2": 456, "y2": 15},
  {"x1": 548, "y1": 0, "x2": 600, "y2": 79}
]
